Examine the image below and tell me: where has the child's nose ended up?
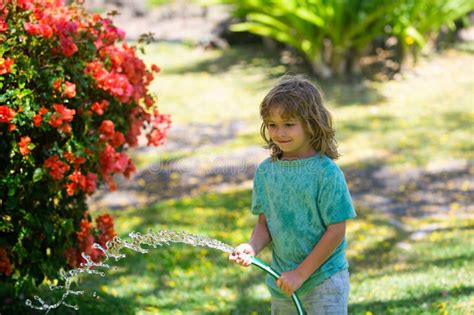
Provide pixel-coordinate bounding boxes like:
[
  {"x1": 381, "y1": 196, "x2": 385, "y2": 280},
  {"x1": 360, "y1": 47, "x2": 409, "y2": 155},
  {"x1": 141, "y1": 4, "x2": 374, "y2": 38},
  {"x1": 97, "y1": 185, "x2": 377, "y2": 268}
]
[{"x1": 278, "y1": 128, "x2": 287, "y2": 137}]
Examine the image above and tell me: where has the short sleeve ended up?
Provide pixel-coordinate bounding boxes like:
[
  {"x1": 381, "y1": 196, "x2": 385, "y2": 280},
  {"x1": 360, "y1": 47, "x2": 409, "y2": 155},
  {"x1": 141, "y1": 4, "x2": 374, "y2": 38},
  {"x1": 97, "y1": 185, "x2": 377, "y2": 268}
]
[
  {"x1": 251, "y1": 166, "x2": 265, "y2": 215},
  {"x1": 318, "y1": 165, "x2": 356, "y2": 226}
]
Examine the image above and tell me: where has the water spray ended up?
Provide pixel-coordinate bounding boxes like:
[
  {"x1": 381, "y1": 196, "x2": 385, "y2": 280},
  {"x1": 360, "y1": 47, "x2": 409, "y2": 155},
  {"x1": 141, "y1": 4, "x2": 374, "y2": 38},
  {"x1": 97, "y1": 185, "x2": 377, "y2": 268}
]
[{"x1": 25, "y1": 230, "x2": 306, "y2": 314}]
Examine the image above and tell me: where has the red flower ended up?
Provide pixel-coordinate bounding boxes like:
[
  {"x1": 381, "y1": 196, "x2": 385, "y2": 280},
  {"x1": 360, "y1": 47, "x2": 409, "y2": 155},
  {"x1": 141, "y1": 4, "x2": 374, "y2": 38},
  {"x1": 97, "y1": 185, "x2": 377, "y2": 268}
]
[
  {"x1": 48, "y1": 114, "x2": 62, "y2": 127},
  {"x1": 113, "y1": 152, "x2": 129, "y2": 173},
  {"x1": 49, "y1": 104, "x2": 75, "y2": 129},
  {"x1": 98, "y1": 120, "x2": 115, "y2": 142},
  {"x1": 18, "y1": 136, "x2": 31, "y2": 156},
  {"x1": 151, "y1": 64, "x2": 160, "y2": 73},
  {"x1": 147, "y1": 128, "x2": 166, "y2": 146},
  {"x1": 90, "y1": 100, "x2": 109, "y2": 115},
  {"x1": 0, "y1": 248, "x2": 13, "y2": 276},
  {"x1": 33, "y1": 114, "x2": 42, "y2": 127},
  {"x1": 75, "y1": 215, "x2": 104, "y2": 264},
  {"x1": 104, "y1": 175, "x2": 117, "y2": 192},
  {"x1": 0, "y1": 105, "x2": 15, "y2": 123},
  {"x1": 64, "y1": 247, "x2": 80, "y2": 268},
  {"x1": 74, "y1": 156, "x2": 86, "y2": 166},
  {"x1": 96, "y1": 214, "x2": 116, "y2": 247},
  {"x1": 144, "y1": 95, "x2": 154, "y2": 108},
  {"x1": 0, "y1": 17, "x2": 8, "y2": 32},
  {"x1": 33, "y1": 106, "x2": 48, "y2": 127},
  {"x1": 65, "y1": 182, "x2": 77, "y2": 196},
  {"x1": 63, "y1": 151, "x2": 74, "y2": 163},
  {"x1": 64, "y1": 81, "x2": 76, "y2": 98},
  {"x1": 53, "y1": 79, "x2": 62, "y2": 90},
  {"x1": 24, "y1": 22, "x2": 53, "y2": 38},
  {"x1": 124, "y1": 159, "x2": 136, "y2": 179},
  {"x1": 59, "y1": 123, "x2": 72, "y2": 134},
  {"x1": 0, "y1": 58, "x2": 14, "y2": 75},
  {"x1": 53, "y1": 104, "x2": 75, "y2": 122},
  {"x1": 57, "y1": 36, "x2": 78, "y2": 57},
  {"x1": 44, "y1": 155, "x2": 70, "y2": 180},
  {"x1": 66, "y1": 170, "x2": 86, "y2": 196},
  {"x1": 17, "y1": 0, "x2": 34, "y2": 11},
  {"x1": 98, "y1": 144, "x2": 115, "y2": 176},
  {"x1": 111, "y1": 131, "x2": 125, "y2": 148},
  {"x1": 85, "y1": 172, "x2": 97, "y2": 194},
  {"x1": 84, "y1": 60, "x2": 133, "y2": 102}
]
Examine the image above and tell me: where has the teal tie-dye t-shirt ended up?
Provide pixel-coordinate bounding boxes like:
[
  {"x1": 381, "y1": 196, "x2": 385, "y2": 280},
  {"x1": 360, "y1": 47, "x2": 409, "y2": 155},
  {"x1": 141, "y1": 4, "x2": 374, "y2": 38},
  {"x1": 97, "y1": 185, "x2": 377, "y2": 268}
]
[{"x1": 251, "y1": 154, "x2": 357, "y2": 298}]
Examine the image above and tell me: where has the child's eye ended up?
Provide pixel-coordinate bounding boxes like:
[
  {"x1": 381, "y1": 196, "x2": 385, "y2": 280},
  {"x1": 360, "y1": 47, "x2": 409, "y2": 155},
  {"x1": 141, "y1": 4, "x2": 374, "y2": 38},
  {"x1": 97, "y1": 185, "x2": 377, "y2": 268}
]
[
  {"x1": 285, "y1": 123, "x2": 295, "y2": 127},
  {"x1": 267, "y1": 123, "x2": 276, "y2": 128}
]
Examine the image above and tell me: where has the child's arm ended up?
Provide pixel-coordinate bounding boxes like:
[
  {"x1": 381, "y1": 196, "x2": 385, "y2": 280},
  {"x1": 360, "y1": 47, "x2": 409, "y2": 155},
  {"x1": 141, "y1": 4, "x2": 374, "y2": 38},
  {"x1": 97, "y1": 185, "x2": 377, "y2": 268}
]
[
  {"x1": 229, "y1": 213, "x2": 271, "y2": 267},
  {"x1": 276, "y1": 221, "x2": 346, "y2": 296}
]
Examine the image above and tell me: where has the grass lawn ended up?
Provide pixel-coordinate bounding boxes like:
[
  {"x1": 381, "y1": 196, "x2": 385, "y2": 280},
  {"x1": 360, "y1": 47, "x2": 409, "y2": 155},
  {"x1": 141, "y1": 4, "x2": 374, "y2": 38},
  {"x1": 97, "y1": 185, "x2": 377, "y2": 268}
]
[
  {"x1": 32, "y1": 190, "x2": 474, "y2": 314},
  {"x1": 139, "y1": 42, "x2": 473, "y2": 170}
]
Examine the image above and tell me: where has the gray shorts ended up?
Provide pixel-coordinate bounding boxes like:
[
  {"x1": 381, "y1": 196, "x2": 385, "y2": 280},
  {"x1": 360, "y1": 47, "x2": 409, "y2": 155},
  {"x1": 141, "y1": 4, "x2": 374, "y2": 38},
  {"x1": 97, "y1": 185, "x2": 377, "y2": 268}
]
[{"x1": 271, "y1": 269, "x2": 349, "y2": 315}]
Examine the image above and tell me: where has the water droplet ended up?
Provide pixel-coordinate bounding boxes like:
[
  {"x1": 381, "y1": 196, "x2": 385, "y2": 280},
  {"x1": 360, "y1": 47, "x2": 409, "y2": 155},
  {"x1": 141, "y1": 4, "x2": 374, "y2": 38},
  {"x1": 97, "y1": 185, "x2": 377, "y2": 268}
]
[{"x1": 25, "y1": 230, "x2": 234, "y2": 313}]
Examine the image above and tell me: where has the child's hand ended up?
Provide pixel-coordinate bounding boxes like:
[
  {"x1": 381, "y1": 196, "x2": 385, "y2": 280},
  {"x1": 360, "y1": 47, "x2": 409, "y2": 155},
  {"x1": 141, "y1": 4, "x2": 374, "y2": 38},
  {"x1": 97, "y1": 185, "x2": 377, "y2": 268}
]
[
  {"x1": 276, "y1": 269, "x2": 305, "y2": 297},
  {"x1": 229, "y1": 243, "x2": 256, "y2": 267}
]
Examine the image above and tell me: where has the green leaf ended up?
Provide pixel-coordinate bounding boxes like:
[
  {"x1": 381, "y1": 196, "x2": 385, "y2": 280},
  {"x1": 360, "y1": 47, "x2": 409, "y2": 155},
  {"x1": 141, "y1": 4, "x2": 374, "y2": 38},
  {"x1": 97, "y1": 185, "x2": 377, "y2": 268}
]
[{"x1": 33, "y1": 168, "x2": 44, "y2": 182}]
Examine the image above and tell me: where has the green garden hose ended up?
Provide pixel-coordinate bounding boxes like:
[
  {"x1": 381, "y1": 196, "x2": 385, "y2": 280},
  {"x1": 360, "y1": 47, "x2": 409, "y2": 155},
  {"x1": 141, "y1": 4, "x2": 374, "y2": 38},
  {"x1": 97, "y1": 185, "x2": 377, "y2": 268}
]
[{"x1": 250, "y1": 256, "x2": 306, "y2": 315}]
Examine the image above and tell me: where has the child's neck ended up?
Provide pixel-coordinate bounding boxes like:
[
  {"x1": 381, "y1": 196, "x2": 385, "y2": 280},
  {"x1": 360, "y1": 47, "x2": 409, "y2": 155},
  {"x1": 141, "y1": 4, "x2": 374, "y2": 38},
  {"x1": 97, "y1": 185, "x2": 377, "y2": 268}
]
[{"x1": 280, "y1": 148, "x2": 318, "y2": 160}]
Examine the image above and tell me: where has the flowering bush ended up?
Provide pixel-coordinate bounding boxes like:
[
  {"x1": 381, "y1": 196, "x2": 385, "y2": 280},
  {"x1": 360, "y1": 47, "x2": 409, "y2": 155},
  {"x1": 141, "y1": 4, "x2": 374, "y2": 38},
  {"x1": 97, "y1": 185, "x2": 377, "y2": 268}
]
[
  {"x1": 0, "y1": 0, "x2": 170, "y2": 293},
  {"x1": 64, "y1": 213, "x2": 116, "y2": 268}
]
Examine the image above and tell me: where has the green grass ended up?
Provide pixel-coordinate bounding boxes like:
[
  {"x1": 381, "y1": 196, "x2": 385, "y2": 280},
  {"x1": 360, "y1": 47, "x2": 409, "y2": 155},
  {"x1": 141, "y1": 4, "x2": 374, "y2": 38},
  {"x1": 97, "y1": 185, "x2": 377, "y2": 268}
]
[
  {"x1": 24, "y1": 190, "x2": 473, "y2": 314},
  {"x1": 139, "y1": 42, "x2": 473, "y2": 169}
]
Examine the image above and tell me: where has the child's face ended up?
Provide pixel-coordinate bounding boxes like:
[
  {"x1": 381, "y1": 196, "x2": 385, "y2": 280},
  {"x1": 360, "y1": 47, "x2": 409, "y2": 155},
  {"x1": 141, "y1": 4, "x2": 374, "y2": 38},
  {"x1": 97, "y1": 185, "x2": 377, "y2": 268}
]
[{"x1": 265, "y1": 107, "x2": 315, "y2": 159}]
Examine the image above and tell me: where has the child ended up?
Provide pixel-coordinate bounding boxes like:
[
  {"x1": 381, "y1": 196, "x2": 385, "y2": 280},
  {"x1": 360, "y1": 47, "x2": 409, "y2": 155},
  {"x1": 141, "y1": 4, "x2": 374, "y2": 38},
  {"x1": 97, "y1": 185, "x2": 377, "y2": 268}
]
[{"x1": 229, "y1": 74, "x2": 356, "y2": 314}]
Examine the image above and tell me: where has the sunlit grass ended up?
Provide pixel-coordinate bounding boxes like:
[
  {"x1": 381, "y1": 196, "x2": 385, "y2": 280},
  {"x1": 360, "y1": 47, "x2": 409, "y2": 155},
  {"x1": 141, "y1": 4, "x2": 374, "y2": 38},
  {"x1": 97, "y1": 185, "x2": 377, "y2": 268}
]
[
  {"x1": 26, "y1": 189, "x2": 472, "y2": 314},
  {"x1": 137, "y1": 42, "x2": 473, "y2": 169}
]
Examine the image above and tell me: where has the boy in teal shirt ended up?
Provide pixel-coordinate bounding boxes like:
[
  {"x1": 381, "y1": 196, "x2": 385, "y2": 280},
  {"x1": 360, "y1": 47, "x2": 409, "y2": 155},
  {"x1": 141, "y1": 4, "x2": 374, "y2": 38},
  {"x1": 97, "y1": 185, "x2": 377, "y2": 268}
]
[{"x1": 230, "y1": 75, "x2": 356, "y2": 314}]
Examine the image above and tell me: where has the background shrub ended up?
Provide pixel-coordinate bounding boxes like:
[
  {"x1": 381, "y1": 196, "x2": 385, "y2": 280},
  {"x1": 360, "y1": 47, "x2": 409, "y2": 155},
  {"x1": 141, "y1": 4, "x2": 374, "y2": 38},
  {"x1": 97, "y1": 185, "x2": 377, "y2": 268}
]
[{"x1": 217, "y1": 0, "x2": 474, "y2": 77}]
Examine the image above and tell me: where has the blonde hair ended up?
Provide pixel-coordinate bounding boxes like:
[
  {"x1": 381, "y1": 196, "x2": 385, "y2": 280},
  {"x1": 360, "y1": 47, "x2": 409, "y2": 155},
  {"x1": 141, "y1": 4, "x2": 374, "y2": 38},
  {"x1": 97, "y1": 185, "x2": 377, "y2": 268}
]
[{"x1": 260, "y1": 74, "x2": 340, "y2": 161}]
